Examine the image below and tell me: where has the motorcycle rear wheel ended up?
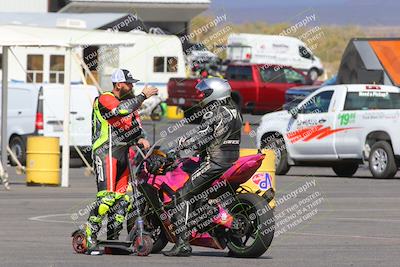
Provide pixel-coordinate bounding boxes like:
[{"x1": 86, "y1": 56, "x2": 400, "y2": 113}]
[{"x1": 227, "y1": 193, "x2": 274, "y2": 258}]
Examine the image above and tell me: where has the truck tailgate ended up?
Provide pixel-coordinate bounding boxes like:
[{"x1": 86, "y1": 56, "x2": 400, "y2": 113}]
[{"x1": 167, "y1": 78, "x2": 201, "y2": 107}]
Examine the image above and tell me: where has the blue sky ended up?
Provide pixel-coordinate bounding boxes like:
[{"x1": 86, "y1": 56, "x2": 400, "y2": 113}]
[{"x1": 207, "y1": 0, "x2": 399, "y2": 26}]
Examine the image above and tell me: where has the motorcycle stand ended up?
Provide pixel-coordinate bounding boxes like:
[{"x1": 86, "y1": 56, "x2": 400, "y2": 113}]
[
  {"x1": 72, "y1": 225, "x2": 153, "y2": 256},
  {"x1": 72, "y1": 144, "x2": 158, "y2": 256}
]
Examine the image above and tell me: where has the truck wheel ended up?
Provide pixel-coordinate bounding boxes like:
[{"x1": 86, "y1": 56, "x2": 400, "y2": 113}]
[
  {"x1": 332, "y1": 163, "x2": 358, "y2": 177},
  {"x1": 308, "y1": 68, "x2": 319, "y2": 82},
  {"x1": 9, "y1": 135, "x2": 26, "y2": 166},
  {"x1": 369, "y1": 141, "x2": 397, "y2": 178},
  {"x1": 261, "y1": 135, "x2": 290, "y2": 175},
  {"x1": 274, "y1": 144, "x2": 290, "y2": 175}
]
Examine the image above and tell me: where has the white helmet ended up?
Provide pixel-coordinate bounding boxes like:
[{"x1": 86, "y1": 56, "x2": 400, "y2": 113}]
[{"x1": 195, "y1": 78, "x2": 231, "y2": 107}]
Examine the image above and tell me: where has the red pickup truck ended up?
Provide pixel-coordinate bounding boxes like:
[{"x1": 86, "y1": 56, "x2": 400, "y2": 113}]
[{"x1": 167, "y1": 63, "x2": 312, "y2": 115}]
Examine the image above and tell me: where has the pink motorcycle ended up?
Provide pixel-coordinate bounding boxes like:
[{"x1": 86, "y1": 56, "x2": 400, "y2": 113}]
[{"x1": 127, "y1": 146, "x2": 275, "y2": 258}]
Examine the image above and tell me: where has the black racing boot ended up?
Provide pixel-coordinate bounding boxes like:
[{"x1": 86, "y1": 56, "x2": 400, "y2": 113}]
[
  {"x1": 163, "y1": 199, "x2": 192, "y2": 257},
  {"x1": 107, "y1": 196, "x2": 129, "y2": 240},
  {"x1": 163, "y1": 235, "x2": 192, "y2": 257},
  {"x1": 85, "y1": 223, "x2": 103, "y2": 256}
]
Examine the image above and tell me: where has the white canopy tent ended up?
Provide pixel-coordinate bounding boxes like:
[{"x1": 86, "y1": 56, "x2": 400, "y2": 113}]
[{"x1": 0, "y1": 24, "x2": 140, "y2": 187}]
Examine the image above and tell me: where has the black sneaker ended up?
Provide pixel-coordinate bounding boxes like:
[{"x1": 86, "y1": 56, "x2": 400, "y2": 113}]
[{"x1": 85, "y1": 233, "x2": 103, "y2": 256}]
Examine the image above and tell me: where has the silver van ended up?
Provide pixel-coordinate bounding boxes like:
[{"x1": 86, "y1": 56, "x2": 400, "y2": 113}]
[{"x1": 0, "y1": 82, "x2": 99, "y2": 165}]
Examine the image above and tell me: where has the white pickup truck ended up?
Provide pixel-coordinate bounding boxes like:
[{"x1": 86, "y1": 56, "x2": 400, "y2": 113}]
[{"x1": 257, "y1": 84, "x2": 400, "y2": 178}]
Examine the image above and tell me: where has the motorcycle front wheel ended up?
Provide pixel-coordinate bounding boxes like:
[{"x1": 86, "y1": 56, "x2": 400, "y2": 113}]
[{"x1": 227, "y1": 193, "x2": 274, "y2": 258}]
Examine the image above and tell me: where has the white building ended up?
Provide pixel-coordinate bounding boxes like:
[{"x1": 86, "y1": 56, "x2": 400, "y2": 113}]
[
  {"x1": 0, "y1": 0, "x2": 211, "y2": 95},
  {"x1": 0, "y1": 0, "x2": 210, "y2": 35},
  {"x1": 0, "y1": 25, "x2": 186, "y2": 99},
  {"x1": 0, "y1": 0, "x2": 48, "y2": 13}
]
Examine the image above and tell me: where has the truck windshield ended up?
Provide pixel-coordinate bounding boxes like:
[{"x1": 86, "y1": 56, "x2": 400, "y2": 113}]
[
  {"x1": 344, "y1": 92, "x2": 400, "y2": 110},
  {"x1": 299, "y1": 46, "x2": 312, "y2": 59},
  {"x1": 260, "y1": 67, "x2": 286, "y2": 83},
  {"x1": 260, "y1": 67, "x2": 305, "y2": 84}
]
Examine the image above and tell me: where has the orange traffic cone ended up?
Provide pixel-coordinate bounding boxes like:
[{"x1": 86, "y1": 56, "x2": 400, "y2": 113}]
[{"x1": 244, "y1": 121, "x2": 251, "y2": 134}]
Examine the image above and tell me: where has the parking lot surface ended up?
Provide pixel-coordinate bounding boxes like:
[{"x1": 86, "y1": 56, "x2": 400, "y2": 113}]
[
  {"x1": 1, "y1": 116, "x2": 400, "y2": 267},
  {"x1": 1, "y1": 164, "x2": 399, "y2": 267}
]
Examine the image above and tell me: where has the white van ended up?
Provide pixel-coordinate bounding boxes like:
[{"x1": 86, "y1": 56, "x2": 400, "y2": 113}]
[
  {"x1": 0, "y1": 82, "x2": 98, "y2": 165},
  {"x1": 227, "y1": 33, "x2": 324, "y2": 81}
]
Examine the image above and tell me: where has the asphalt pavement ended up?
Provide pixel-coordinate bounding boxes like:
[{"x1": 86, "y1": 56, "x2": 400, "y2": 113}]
[
  {"x1": 1, "y1": 164, "x2": 400, "y2": 267},
  {"x1": 1, "y1": 116, "x2": 400, "y2": 267}
]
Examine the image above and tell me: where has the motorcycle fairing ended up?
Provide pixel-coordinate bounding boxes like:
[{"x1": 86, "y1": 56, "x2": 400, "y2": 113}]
[
  {"x1": 146, "y1": 158, "x2": 200, "y2": 203},
  {"x1": 189, "y1": 232, "x2": 224, "y2": 249},
  {"x1": 211, "y1": 154, "x2": 265, "y2": 187},
  {"x1": 145, "y1": 154, "x2": 264, "y2": 204}
]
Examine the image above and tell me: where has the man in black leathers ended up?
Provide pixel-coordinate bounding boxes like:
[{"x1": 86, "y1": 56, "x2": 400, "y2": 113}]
[{"x1": 163, "y1": 78, "x2": 243, "y2": 257}]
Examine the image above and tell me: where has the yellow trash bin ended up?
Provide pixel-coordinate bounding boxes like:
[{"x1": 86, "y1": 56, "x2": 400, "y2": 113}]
[
  {"x1": 239, "y1": 148, "x2": 276, "y2": 208},
  {"x1": 166, "y1": 105, "x2": 184, "y2": 120},
  {"x1": 26, "y1": 136, "x2": 60, "y2": 186}
]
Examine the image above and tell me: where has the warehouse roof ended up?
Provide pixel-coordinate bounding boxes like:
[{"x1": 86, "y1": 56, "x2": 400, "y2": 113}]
[
  {"x1": 68, "y1": 0, "x2": 210, "y2": 3},
  {"x1": 0, "y1": 12, "x2": 132, "y2": 30}
]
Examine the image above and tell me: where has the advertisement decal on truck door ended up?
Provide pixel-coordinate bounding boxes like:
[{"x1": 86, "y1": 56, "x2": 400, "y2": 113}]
[
  {"x1": 286, "y1": 90, "x2": 337, "y2": 158},
  {"x1": 287, "y1": 125, "x2": 359, "y2": 144}
]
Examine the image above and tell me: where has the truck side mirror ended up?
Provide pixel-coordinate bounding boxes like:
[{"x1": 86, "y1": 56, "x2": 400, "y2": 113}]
[
  {"x1": 282, "y1": 103, "x2": 289, "y2": 110},
  {"x1": 289, "y1": 107, "x2": 298, "y2": 119}
]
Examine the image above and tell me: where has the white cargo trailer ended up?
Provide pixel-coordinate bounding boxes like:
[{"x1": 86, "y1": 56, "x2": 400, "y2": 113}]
[{"x1": 0, "y1": 27, "x2": 186, "y2": 100}]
